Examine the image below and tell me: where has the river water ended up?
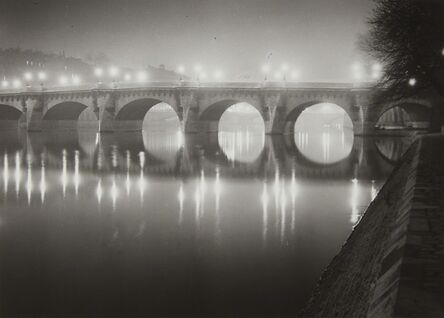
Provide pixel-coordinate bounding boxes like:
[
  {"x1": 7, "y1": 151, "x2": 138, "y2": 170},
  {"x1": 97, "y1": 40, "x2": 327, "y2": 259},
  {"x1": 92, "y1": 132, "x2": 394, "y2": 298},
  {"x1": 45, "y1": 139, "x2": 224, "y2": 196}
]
[{"x1": 0, "y1": 126, "x2": 412, "y2": 317}]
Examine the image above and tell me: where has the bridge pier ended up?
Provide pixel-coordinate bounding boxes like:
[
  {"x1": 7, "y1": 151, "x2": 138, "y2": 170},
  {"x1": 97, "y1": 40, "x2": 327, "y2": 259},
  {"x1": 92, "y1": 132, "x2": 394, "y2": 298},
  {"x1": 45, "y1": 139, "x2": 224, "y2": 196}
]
[{"x1": 26, "y1": 97, "x2": 43, "y2": 132}]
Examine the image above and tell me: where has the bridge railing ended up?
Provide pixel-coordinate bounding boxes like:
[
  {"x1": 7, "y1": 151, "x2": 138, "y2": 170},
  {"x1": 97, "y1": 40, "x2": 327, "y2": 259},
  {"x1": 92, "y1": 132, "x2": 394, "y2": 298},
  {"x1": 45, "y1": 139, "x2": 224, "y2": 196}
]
[{"x1": 0, "y1": 81, "x2": 374, "y2": 95}]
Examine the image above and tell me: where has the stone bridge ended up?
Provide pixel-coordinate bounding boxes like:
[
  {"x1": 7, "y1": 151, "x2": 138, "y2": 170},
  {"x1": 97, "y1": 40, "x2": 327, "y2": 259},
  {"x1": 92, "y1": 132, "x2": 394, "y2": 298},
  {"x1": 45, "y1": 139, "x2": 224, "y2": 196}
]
[{"x1": 0, "y1": 82, "x2": 435, "y2": 135}]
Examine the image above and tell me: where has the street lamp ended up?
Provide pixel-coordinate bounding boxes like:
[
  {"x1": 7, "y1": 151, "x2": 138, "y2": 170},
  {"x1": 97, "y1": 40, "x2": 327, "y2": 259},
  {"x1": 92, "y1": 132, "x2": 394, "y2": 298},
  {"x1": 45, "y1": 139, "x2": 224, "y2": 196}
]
[
  {"x1": 24, "y1": 72, "x2": 33, "y2": 87},
  {"x1": 1, "y1": 79, "x2": 9, "y2": 89},
  {"x1": 261, "y1": 64, "x2": 270, "y2": 81},
  {"x1": 72, "y1": 75, "x2": 81, "y2": 86},
  {"x1": 194, "y1": 64, "x2": 202, "y2": 81},
  {"x1": 408, "y1": 78, "x2": 416, "y2": 86},
  {"x1": 109, "y1": 66, "x2": 119, "y2": 88},
  {"x1": 290, "y1": 70, "x2": 299, "y2": 82},
  {"x1": 59, "y1": 75, "x2": 68, "y2": 86},
  {"x1": 37, "y1": 71, "x2": 47, "y2": 89},
  {"x1": 94, "y1": 67, "x2": 103, "y2": 85},
  {"x1": 12, "y1": 79, "x2": 22, "y2": 89},
  {"x1": 177, "y1": 65, "x2": 185, "y2": 81},
  {"x1": 136, "y1": 71, "x2": 148, "y2": 83},
  {"x1": 371, "y1": 63, "x2": 382, "y2": 80},
  {"x1": 124, "y1": 73, "x2": 132, "y2": 82},
  {"x1": 213, "y1": 70, "x2": 223, "y2": 81},
  {"x1": 281, "y1": 63, "x2": 289, "y2": 81}
]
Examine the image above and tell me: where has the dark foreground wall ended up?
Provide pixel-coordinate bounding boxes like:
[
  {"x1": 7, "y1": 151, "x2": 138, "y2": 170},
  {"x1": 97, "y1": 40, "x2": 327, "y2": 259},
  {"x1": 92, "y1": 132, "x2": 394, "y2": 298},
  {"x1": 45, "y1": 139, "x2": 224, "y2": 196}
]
[{"x1": 299, "y1": 135, "x2": 444, "y2": 318}]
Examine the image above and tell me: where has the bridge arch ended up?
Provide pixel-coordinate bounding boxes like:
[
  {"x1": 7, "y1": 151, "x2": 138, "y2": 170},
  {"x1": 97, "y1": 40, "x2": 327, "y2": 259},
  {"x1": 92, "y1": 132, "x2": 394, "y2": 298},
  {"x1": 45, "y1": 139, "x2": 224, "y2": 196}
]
[
  {"x1": 115, "y1": 98, "x2": 181, "y2": 131},
  {"x1": 0, "y1": 104, "x2": 23, "y2": 130},
  {"x1": 375, "y1": 102, "x2": 431, "y2": 130},
  {"x1": 43, "y1": 101, "x2": 94, "y2": 130},
  {"x1": 197, "y1": 99, "x2": 265, "y2": 133},
  {"x1": 282, "y1": 101, "x2": 355, "y2": 135}
]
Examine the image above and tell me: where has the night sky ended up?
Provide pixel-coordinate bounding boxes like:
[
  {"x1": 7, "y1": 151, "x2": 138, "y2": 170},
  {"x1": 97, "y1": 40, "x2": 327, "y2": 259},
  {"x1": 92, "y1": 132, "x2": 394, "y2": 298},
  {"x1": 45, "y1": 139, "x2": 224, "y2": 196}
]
[{"x1": 0, "y1": 0, "x2": 373, "y2": 81}]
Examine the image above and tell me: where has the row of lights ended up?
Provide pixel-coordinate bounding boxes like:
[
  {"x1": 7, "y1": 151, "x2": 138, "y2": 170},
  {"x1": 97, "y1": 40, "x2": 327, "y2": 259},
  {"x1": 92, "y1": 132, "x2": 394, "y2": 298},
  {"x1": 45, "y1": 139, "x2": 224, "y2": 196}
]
[
  {"x1": 2, "y1": 48, "x2": 443, "y2": 89},
  {"x1": 1, "y1": 71, "x2": 82, "y2": 88},
  {"x1": 260, "y1": 63, "x2": 300, "y2": 81}
]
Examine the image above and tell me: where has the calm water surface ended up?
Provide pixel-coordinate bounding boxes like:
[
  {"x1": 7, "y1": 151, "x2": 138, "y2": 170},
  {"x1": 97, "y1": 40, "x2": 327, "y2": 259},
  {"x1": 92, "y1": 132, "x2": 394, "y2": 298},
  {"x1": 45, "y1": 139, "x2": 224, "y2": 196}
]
[{"x1": 0, "y1": 127, "x2": 412, "y2": 317}]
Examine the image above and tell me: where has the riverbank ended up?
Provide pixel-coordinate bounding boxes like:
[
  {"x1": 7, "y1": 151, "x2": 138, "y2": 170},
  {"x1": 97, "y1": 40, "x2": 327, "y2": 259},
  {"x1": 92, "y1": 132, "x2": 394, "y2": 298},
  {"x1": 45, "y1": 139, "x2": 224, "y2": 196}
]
[{"x1": 299, "y1": 134, "x2": 444, "y2": 317}]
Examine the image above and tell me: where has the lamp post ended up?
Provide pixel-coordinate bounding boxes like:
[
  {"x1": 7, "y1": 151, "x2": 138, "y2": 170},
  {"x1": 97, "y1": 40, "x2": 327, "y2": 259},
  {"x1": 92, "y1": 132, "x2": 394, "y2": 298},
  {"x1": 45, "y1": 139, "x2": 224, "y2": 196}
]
[
  {"x1": 37, "y1": 71, "x2": 47, "y2": 90},
  {"x1": 261, "y1": 64, "x2": 270, "y2": 81},
  {"x1": 177, "y1": 65, "x2": 186, "y2": 82},
  {"x1": 94, "y1": 67, "x2": 103, "y2": 87},
  {"x1": 24, "y1": 72, "x2": 33, "y2": 88}
]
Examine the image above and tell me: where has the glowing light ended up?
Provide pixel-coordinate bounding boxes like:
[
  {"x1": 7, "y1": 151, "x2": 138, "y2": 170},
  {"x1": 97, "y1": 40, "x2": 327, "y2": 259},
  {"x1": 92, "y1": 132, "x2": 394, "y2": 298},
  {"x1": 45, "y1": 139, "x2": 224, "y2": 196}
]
[
  {"x1": 408, "y1": 78, "x2": 416, "y2": 86},
  {"x1": 39, "y1": 162, "x2": 46, "y2": 203},
  {"x1": 178, "y1": 182, "x2": 184, "y2": 224},
  {"x1": 352, "y1": 62, "x2": 364, "y2": 81},
  {"x1": 371, "y1": 180, "x2": 377, "y2": 201},
  {"x1": 290, "y1": 70, "x2": 300, "y2": 81},
  {"x1": 12, "y1": 79, "x2": 22, "y2": 88},
  {"x1": 213, "y1": 70, "x2": 223, "y2": 81},
  {"x1": 59, "y1": 75, "x2": 68, "y2": 86},
  {"x1": 193, "y1": 64, "x2": 202, "y2": 73},
  {"x1": 136, "y1": 71, "x2": 148, "y2": 82},
  {"x1": 24, "y1": 72, "x2": 33, "y2": 81},
  {"x1": 442, "y1": 48, "x2": 444, "y2": 56},
  {"x1": 261, "y1": 64, "x2": 270, "y2": 73},
  {"x1": 261, "y1": 182, "x2": 269, "y2": 243},
  {"x1": 94, "y1": 67, "x2": 103, "y2": 77},
  {"x1": 108, "y1": 66, "x2": 119, "y2": 77},
  {"x1": 350, "y1": 178, "x2": 359, "y2": 224},
  {"x1": 111, "y1": 177, "x2": 118, "y2": 209},
  {"x1": 72, "y1": 75, "x2": 81, "y2": 85},
  {"x1": 61, "y1": 149, "x2": 67, "y2": 198},
  {"x1": 26, "y1": 160, "x2": 32, "y2": 205},
  {"x1": 3, "y1": 153, "x2": 9, "y2": 195},
  {"x1": 74, "y1": 150, "x2": 80, "y2": 197},
  {"x1": 1, "y1": 80, "x2": 9, "y2": 88},
  {"x1": 37, "y1": 71, "x2": 47, "y2": 81},
  {"x1": 14, "y1": 152, "x2": 21, "y2": 197},
  {"x1": 178, "y1": 65, "x2": 185, "y2": 74},
  {"x1": 370, "y1": 63, "x2": 382, "y2": 80},
  {"x1": 124, "y1": 73, "x2": 132, "y2": 81},
  {"x1": 96, "y1": 179, "x2": 103, "y2": 204}
]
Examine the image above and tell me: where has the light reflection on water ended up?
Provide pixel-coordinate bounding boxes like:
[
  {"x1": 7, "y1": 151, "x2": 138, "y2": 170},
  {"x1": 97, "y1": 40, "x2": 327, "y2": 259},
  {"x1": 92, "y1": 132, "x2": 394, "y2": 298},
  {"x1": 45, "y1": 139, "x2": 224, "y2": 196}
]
[{"x1": 0, "y1": 128, "x2": 411, "y2": 317}]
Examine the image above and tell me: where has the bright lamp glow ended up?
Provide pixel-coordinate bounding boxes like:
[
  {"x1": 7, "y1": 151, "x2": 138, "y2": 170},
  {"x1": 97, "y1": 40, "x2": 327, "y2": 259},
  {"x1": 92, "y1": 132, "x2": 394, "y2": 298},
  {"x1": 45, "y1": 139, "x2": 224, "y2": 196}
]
[
  {"x1": 136, "y1": 71, "x2": 148, "y2": 82},
  {"x1": 24, "y1": 72, "x2": 33, "y2": 81},
  {"x1": 108, "y1": 66, "x2": 119, "y2": 77},
  {"x1": 72, "y1": 75, "x2": 81, "y2": 85},
  {"x1": 408, "y1": 78, "x2": 416, "y2": 86},
  {"x1": 1, "y1": 80, "x2": 9, "y2": 88},
  {"x1": 194, "y1": 64, "x2": 202, "y2": 73},
  {"x1": 290, "y1": 70, "x2": 299, "y2": 81},
  {"x1": 124, "y1": 73, "x2": 132, "y2": 81},
  {"x1": 178, "y1": 65, "x2": 185, "y2": 74},
  {"x1": 59, "y1": 75, "x2": 68, "y2": 85},
  {"x1": 37, "y1": 71, "x2": 47, "y2": 81},
  {"x1": 213, "y1": 70, "x2": 223, "y2": 80},
  {"x1": 94, "y1": 67, "x2": 103, "y2": 77},
  {"x1": 261, "y1": 64, "x2": 270, "y2": 73},
  {"x1": 12, "y1": 79, "x2": 22, "y2": 88}
]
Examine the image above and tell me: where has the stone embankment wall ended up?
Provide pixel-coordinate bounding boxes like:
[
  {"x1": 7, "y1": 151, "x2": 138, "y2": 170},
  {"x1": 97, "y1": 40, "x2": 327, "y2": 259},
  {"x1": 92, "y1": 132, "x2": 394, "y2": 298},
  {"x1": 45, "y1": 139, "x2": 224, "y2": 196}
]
[{"x1": 299, "y1": 135, "x2": 444, "y2": 318}]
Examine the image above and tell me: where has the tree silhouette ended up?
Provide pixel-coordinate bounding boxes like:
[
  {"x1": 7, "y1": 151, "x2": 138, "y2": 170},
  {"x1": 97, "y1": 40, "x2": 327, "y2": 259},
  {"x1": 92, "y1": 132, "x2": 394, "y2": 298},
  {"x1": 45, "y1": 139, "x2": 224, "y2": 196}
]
[{"x1": 363, "y1": 0, "x2": 444, "y2": 126}]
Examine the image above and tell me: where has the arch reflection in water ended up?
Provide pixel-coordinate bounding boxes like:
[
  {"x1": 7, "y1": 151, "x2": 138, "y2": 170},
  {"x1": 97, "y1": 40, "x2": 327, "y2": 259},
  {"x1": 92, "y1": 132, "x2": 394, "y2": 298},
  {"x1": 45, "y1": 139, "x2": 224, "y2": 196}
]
[
  {"x1": 0, "y1": 129, "x2": 408, "y2": 316},
  {"x1": 294, "y1": 103, "x2": 354, "y2": 164},
  {"x1": 218, "y1": 102, "x2": 265, "y2": 163}
]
